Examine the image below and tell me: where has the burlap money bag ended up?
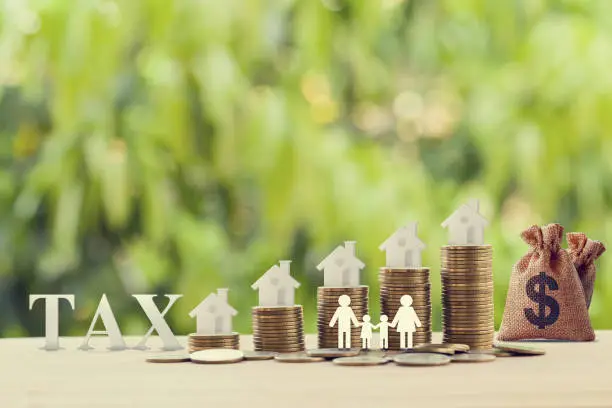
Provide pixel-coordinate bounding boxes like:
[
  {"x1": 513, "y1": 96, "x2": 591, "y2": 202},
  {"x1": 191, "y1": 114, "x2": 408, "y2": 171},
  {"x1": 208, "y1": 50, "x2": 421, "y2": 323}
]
[
  {"x1": 567, "y1": 232, "x2": 606, "y2": 309},
  {"x1": 498, "y1": 224, "x2": 595, "y2": 341}
]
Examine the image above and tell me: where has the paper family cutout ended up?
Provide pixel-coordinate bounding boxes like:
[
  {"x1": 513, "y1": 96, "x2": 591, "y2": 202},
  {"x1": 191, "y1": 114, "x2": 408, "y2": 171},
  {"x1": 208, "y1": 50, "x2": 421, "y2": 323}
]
[
  {"x1": 29, "y1": 198, "x2": 488, "y2": 351},
  {"x1": 329, "y1": 294, "x2": 422, "y2": 350}
]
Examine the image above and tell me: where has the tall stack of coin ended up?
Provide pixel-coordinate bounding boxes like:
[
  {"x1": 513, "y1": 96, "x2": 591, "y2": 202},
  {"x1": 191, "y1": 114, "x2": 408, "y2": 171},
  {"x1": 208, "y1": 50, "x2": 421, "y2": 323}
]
[
  {"x1": 252, "y1": 306, "x2": 304, "y2": 353},
  {"x1": 188, "y1": 333, "x2": 240, "y2": 353},
  {"x1": 441, "y1": 245, "x2": 494, "y2": 350},
  {"x1": 379, "y1": 267, "x2": 432, "y2": 349},
  {"x1": 317, "y1": 286, "x2": 369, "y2": 348}
]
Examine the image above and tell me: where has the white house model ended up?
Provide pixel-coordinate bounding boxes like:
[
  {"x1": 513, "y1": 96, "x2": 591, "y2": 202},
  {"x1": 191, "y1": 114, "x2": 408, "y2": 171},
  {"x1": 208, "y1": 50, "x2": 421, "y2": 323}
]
[
  {"x1": 316, "y1": 241, "x2": 365, "y2": 287},
  {"x1": 379, "y1": 222, "x2": 426, "y2": 268},
  {"x1": 441, "y1": 199, "x2": 489, "y2": 245},
  {"x1": 251, "y1": 260, "x2": 300, "y2": 307},
  {"x1": 188, "y1": 288, "x2": 238, "y2": 335}
]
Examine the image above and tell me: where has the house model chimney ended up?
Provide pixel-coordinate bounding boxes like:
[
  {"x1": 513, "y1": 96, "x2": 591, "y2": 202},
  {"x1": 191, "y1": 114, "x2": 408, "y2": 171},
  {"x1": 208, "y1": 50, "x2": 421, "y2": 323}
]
[
  {"x1": 279, "y1": 260, "x2": 291, "y2": 274},
  {"x1": 408, "y1": 222, "x2": 418, "y2": 235},
  {"x1": 344, "y1": 241, "x2": 356, "y2": 256},
  {"x1": 216, "y1": 288, "x2": 228, "y2": 303},
  {"x1": 468, "y1": 199, "x2": 480, "y2": 212}
]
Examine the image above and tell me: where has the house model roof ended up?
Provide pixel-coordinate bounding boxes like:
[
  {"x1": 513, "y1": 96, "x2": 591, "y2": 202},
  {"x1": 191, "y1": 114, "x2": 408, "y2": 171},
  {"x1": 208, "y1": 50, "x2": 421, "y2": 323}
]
[
  {"x1": 316, "y1": 243, "x2": 365, "y2": 271},
  {"x1": 441, "y1": 199, "x2": 489, "y2": 228},
  {"x1": 251, "y1": 264, "x2": 300, "y2": 290},
  {"x1": 188, "y1": 291, "x2": 237, "y2": 317},
  {"x1": 379, "y1": 222, "x2": 426, "y2": 251}
]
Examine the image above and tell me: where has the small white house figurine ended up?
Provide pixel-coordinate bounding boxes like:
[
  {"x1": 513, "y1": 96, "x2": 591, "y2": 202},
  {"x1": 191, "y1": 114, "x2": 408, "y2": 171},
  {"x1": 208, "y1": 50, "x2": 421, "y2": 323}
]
[
  {"x1": 251, "y1": 260, "x2": 300, "y2": 306},
  {"x1": 316, "y1": 241, "x2": 365, "y2": 287},
  {"x1": 188, "y1": 288, "x2": 237, "y2": 335},
  {"x1": 379, "y1": 222, "x2": 426, "y2": 268},
  {"x1": 441, "y1": 199, "x2": 489, "y2": 245}
]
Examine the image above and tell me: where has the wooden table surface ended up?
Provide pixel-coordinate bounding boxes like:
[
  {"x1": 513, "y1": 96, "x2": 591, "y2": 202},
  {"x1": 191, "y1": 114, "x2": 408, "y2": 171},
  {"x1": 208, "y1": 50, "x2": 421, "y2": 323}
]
[{"x1": 1, "y1": 332, "x2": 611, "y2": 408}]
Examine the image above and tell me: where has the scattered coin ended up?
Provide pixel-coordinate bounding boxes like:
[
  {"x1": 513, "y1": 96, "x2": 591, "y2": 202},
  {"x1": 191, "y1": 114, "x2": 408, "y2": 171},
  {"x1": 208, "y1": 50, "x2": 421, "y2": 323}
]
[
  {"x1": 190, "y1": 349, "x2": 244, "y2": 364},
  {"x1": 333, "y1": 356, "x2": 388, "y2": 366},
  {"x1": 493, "y1": 343, "x2": 546, "y2": 356},
  {"x1": 275, "y1": 352, "x2": 325, "y2": 363},
  {"x1": 242, "y1": 351, "x2": 278, "y2": 360},
  {"x1": 145, "y1": 353, "x2": 191, "y2": 363},
  {"x1": 451, "y1": 353, "x2": 496, "y2": 363},
  {"x1": 307, "y1": 348, "x2": 361, "y2": 358},
  {"x1": 393, "y1": 353, "x2": 451, "y2": 367},
  {"x1": 412, "y1": 344, "x2": 455, "y2": 355},
  {"x1": 441, "y1": 343, "x2": 470, "y2": 353},
  {"x1": 489, "y1": 350, "x2": 515, "y2": 357}
]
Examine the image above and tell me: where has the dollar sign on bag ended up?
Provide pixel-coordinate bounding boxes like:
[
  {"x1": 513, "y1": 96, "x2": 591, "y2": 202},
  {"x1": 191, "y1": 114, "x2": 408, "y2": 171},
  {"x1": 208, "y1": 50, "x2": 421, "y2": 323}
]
[{"x1": 524, "y1": 272, "x2": 560, "y2": 329}]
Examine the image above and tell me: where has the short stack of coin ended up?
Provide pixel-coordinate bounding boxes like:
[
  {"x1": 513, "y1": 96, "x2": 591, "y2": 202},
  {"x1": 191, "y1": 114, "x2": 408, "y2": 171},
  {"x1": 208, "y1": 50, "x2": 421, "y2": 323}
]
[
  {"x1": 441, "y1": 245, "x2": 494, "y2": 350},
  {"x1": 317, "y1": 286, "x2": 368, "y2": 348},
  {"x1": 252, "y1": 306, "x2": 305, "y2": 353},
  {"x1": 188, "y1": 333, "x2": 240, "y2": 353},
  {"x1": 379, "y1": 267, "x2": 432, "y2": 349}
]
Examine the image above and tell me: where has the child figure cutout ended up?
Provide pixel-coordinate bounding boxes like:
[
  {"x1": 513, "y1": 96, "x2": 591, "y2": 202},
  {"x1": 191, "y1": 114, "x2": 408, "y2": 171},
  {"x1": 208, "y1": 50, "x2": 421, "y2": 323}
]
[
  {"x1": 358, "y1": 315, "x2": 376, "y2": 350},
  {"x1": 390, "y1": 295, "x2": 422, "y2": 350},
  {"x1": 329, "y1": 295, "x2": 359, "y2": 349},
  {"x1": 376, "y1": 315, "x2": 391, "y2": 350}
]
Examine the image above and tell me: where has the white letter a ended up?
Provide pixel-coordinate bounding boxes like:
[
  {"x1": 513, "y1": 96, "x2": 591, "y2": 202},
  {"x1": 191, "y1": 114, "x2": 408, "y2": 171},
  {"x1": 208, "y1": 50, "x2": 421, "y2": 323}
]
[{"x1": 79, "y1": 294, "x2": 126, "y2": 351}]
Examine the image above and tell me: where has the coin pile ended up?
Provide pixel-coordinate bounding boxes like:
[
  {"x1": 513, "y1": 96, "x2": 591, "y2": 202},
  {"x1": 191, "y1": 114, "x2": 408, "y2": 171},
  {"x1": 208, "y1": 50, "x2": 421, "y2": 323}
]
[
  {"x1": 188, "y1": 333, "x2": 240, "y2": 353},
  {"x1": 317, "y1": 286, "x2": 369, "y2": 348},
  {"x1": 379, "y1": 267, "x2": 432, "y2": 349},
  {"x1": 252, "y1": 306, "x2": 305, "y2": 353},
  {"x1": 441, "y1": 245, "x2": 494, "y2": 350}
]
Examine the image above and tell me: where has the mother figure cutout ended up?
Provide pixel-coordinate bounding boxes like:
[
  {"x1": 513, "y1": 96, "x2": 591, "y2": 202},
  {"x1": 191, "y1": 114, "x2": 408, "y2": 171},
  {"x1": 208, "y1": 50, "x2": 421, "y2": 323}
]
[{"x1": 391, "y1": 294, "x2": 422, "y2": 350}]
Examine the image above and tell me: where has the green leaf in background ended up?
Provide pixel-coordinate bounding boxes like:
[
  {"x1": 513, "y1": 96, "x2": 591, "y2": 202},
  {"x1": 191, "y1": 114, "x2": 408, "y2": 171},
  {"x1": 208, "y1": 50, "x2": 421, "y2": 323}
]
[{"x1": 2, "y1": 0, "x2": 612, "y2": 336}]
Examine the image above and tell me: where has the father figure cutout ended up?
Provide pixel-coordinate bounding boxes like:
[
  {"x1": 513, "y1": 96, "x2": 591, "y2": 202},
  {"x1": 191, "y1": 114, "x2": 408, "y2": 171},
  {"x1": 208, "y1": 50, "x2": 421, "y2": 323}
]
[{"x1": 329, "y1": 295, "x2": 359, "y2": 349}]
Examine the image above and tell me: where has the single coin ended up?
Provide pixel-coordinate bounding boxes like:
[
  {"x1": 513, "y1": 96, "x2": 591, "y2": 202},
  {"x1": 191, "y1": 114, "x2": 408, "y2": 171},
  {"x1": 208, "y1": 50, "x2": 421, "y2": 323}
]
[
  {"x1": 451, "y1": 353, "x2": 496, "y2": 363},
  {"x1": 471, "y1": 349, "x2": 514, "y2": 357},
  {"x1": 493, "y1": 343, "x2": 546, "y2": 356},
  {"x1": 440, "y1": 343, "x2": 470, "y2": 353},
  {"x1": 444, "y1": 336, "x2": 492, "y2": 341},
  {"x1": 253, "y1": 343, "x2": 305, "y2": 349},
  {"x1": 361, "y1": 350, "x2": 389, "y2": 359},
  {"x1": 254, "y1": 347, "x2": 304, "y2": 353},
  {"x1": 252, "y1": 339, "x2": 305, "y2": 345},
  {"x1": 275, "y1": 352, "x2": 325, "y2": 363},
  {"x1": 146, "y1": 353, "x2": 191, "y2": 363},
  {"x1": 252, "y1": 328, "x2": 304, "y2": 333},
  {"x1": 307, "y1": 348, "x2": 361, "y2": 358},
  {"x1": 190, "y1": 349, "x2": 244, "y2": 364},
  {"x1": 333, "y1": 356, "x2": 388, "y2": 366},
  {"x1": 188, "y1": 342, "x2": 239, "y2": 346},
  {"x1": 252, "y1": 306, "x2": 302, "y2": 311},
  {"x1": 393, "y1": 353, "x2": 451, "y2": 367},
  {"x1": 242, "y1": 351, "x2": 278, "y2": 360},
  {"x1": 413, "y1": 344, "x2": 455, "y2": 355},
  {"x1": 188, "y1": 332, "x2": 239, "y2": 338}
]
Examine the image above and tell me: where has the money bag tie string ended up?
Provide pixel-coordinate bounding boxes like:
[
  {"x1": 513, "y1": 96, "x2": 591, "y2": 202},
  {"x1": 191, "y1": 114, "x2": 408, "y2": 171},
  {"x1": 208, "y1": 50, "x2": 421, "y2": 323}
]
[
  {"x1": 567, "y1": 232, "x2": 588, "y2": 258},
  {"x1": 521, "y1": 224, "x2": 563, "y2": 263},
  {"x1": 581, "y1": 240, "x2": 606, "y2": 267},
  {"x1": 567, "y1": 232, "x2": 606, "y2": 267}
]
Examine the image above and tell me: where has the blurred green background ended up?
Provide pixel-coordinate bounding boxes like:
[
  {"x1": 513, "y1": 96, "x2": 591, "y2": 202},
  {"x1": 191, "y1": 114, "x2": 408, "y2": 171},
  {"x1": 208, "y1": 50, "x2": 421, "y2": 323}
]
[{"x1": 1, "y1": 0, "x2": 611, "y2": 338}]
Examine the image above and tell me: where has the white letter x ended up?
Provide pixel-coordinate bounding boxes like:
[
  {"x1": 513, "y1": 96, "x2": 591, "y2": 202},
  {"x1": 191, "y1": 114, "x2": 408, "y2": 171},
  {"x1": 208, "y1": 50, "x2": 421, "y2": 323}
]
[{"x1": 132, "y1": 294, "x2": 183, "y2": 351}]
